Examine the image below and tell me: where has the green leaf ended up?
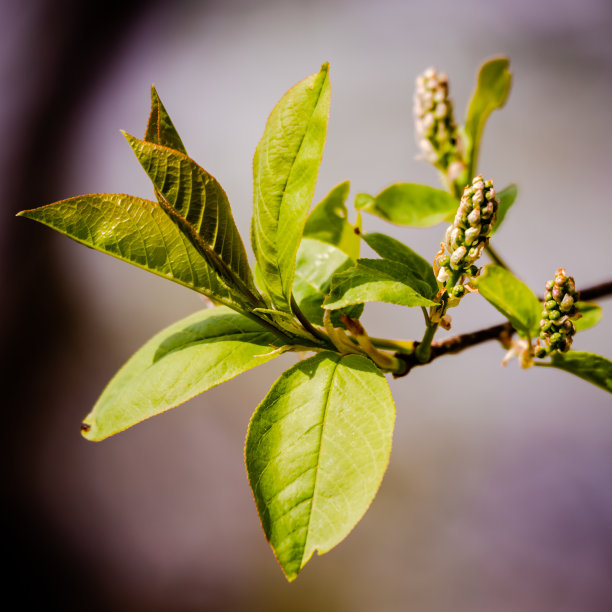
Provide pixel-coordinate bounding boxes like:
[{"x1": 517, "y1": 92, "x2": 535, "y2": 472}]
[
  {"x1": 123, "y1": 132, "x2": 260, "y2": 305},
  {"x1": 82, "y1": 307, "x2": 280, "y2": 441},
  {"x1": 144, "y1": 85, "x2": 187, "y2": 154},
  {"x1": 574, "y1": 302, "x2": 603, "y2": 332},
  {"x1": 362, "y1": 232, "x2": 437, "y2": 297},
  {"x1": 303, "y1": 181, "x2": 361, "y2": 260},
  {"x1": 464, "y1": 58, "x2": 512, "y2": 179},
  {"x1": 324, "y1": 259, "x2": 436, "y2": 311},
  {"x1": 292, "y1": 238, "x2": 353, "y2": 325},
  {"x1": 474, "y1": 265, "x2": 540, "y2": 336},
  {"x1": 548, "y1": 351, "x2": 612, "y2": 394},
  {"x1": 355, "y1": 183, "x2": 458, "y2": 227},
  {"x1": 252, "y1": 64, "x2": 331, "y2": 313},
  {"x1": 491, "y1": 184, "x2": 518, "y2": 234},
  {"x1": 18, "y1": 194, "x2": 252, "y2": 312},
  {"x1": 245, "y1": 351, "x2": 395, "y2": 580}
]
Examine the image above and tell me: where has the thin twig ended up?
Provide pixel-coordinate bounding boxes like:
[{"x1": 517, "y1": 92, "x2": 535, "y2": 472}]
[{"x1": 393, "y1": 278, "x2": 612, "y2": 377}]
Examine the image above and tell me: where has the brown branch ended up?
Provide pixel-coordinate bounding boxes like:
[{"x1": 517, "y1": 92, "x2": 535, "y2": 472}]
[{"x1": 393, "y1": 278, "x2": 612, "y2": 377}]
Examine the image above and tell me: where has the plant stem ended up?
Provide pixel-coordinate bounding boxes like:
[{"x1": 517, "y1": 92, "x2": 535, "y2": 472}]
[
  {"x1": 369, "y1": 337, "x2": 415, "y2": 354},
  {"x1": 392, "y1": 277, "x2": 612, "y2": 377},
  {"x1": 290, "y1": 295, "x2": 330, "y2": 345},
  {"x1": 415, "y1": 322, "x2": 438, "y2": 363}
]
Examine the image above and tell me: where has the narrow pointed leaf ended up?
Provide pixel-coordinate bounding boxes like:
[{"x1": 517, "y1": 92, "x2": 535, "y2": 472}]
[
  {"x1": 362, "y1": 232, "x2": 437, "y2": 296},
  {"x1": 548, "y1": 351, "x2": 612, "y2": 394},
  {"x1": 355, "y1": 183, "x2": 458, "y2": 227},
  {"x1": 18, "y1": 194, "x2": 249, "y2": 311},
  {"x1": 491, "y1": 184, "x2": 518, "y2": 234},
  {"x1": 464, "y1": 58, "x2": 512, "y2": 178},
  {"x1": 82, "y1": 307, "x2": 280, "y2": 440},
  {"x1": 124, "y1": 133, "x2": 260, "y2": 304},
  {"x1": 246, "y1": 352, "x2": 395, "y2": 580},
  {"x1": 474, "y1": 265, "x2": 540, "y2": 335},
  {"x1": 324, "y1": 259, "x2": 436, "y2": 310},
  {"x1": 303, "y1": 181, "x2": 361, "y2": 259},
  {"x1": 144, "y1": 85, "x2": 187, "y2": 154},
  {"x1": 252, "y1": 64, "x2": 331, "y2": 313}
]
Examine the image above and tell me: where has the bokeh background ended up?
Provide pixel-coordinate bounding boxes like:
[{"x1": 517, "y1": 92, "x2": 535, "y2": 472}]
[{"x1": 3, "y1": 0, "x2": 612, "y2": 610}]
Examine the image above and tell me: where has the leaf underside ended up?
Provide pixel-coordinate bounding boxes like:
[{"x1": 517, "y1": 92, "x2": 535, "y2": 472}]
[
  {"x1": 83, "y1": 306, "x2": 280, "y2": 440},
  {"x1": 144, "y1": 85, "x2": 187, "y2": 154},
  {"x1": 124, "y1": 133, "x2": 259, "y2": 306},
  {"x1": 246, "y1": 351, "x2": 395, "y2": 580}
]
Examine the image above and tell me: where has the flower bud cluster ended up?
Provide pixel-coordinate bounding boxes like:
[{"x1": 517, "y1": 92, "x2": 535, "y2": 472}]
[
  {"x1": 435, "y1": 175, "x2": 498, "y2": 287},
  {"x1": 414, "y1": 68, "x2": 465, "y2": 179},
  {"x1": 535, "y1": 268, "x2": 580, "y2": 357}
]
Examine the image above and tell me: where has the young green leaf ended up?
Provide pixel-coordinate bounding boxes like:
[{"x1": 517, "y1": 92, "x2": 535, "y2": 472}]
[
  {"x1": 82, "y1": 307, "x2": 281, "y2": 441},
  {"x1": 292, "y1": 238, "x2": 353, "y2": 325},
  {"x1": 362, "y1": 232, "x2": 438, "y2": 296},
  {"x1": 324, "y1": 259, "x2": 436, "y2": 311},
  {"x1": 144, "y1": 86, "x2": 187, "y2": 154},
  {"x1": 123, "y1": 133, "x2": 260, "y2": 305},
  {"x1": 547, "y1": 351, "x2": 612, "y2": 394},
  {"x1": 355, "y1": 184, "x2": 458, "y2": 227},
  {"x1": 303, "y1": 181, "x2": 361, "y2": 260},
  {"x1": 574, "y1": 302, "x2": 603, "y2": 332},
  {"x1": 474, "y1": 265, "x2": 541, "y2": 336},
  {"x1": 245, "y1": 351, "x2": 395, "y2": 581},
  {"x1": 490, "y1": 183, "x2": 518, "y2": 234},
  {"x1": 17, "y1": 194, "x2": 252, "y2": 313},
  {"x1": 252, "y1": 63, "x2": 331, "y2": 313},
  {"x1": 464, "y1": 58, "x2": 512, "y2": 179}
]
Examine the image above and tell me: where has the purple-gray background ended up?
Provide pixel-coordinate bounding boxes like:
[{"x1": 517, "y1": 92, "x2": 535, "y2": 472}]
[{"x1": 3, "y1": 0, "x2": 612, "y2": 610}]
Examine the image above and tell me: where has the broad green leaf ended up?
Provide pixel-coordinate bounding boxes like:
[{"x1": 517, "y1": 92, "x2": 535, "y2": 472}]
[
  {"x1": 474, "y1": 265, "x2": 540, "y2": 335},
  {"x1": 548, "y1": 351, "x2": 612, "y2": 394},
  {"x1": 303, "y1": 181, "x2": 361, "y2": 259},
  {"x1": 491, "y1": 184, "x2": 518, "y2": 234},
  {"x1": 362, "y1": 232, "x2": 437, "y2": 297},
  {"x1": 531, "y1": 300, "x2": 602, "y2": 336},
  {"x1": 355, "y1": 183, "x2": 458, "y2": 227},
  {"x1": 246, "y1": 351, "x2": 395, "y2": 580},
  {"x1": 252, "y1": 64, "x2": 331, "y2": 313},
  {"x1": 123, "y1": 133, "x2": 260, "y2": 305},
  {"x1": 18, "y1": 194, "x2": 251, "y2": 312},
  {"x1": 144, "y1": 85, "x2": 187, "y2": 154},
  {"x1": 293, "y1": 238, "x2": 353, "y2": 325},
  {"x1": 324, "y1": 259, "x2": 436, "y2": 311},
  {"x1": 82, "y1": 307, "x2": 280, "y2": 441},
  {"x1": 464, "y1": 58, "x2": 512, "y2": 178}
]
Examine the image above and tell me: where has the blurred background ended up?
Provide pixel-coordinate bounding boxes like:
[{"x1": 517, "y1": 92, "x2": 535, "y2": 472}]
[{"x1": 3, "y1": 0, "x2": 612, "y2": 610}]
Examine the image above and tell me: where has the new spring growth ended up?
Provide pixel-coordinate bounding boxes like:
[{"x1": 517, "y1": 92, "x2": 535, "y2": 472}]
[
  {"x1": 414, "y1": 67, "x2": 466, "y2": 186},
  {"x1": 434, "y1": 175, "x2": 498, "y2": 294},
  {"x1": 535, "y1": 268, "x2": 581, "y2": 358}
]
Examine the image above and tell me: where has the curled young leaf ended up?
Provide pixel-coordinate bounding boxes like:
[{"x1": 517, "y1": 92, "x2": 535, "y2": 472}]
[
  {"x1": 464, "y1": 58, "x2": 512, "y2": 178},
  {"x1": 144, "y1": 85, "x2": 187, "y2": 154}
]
